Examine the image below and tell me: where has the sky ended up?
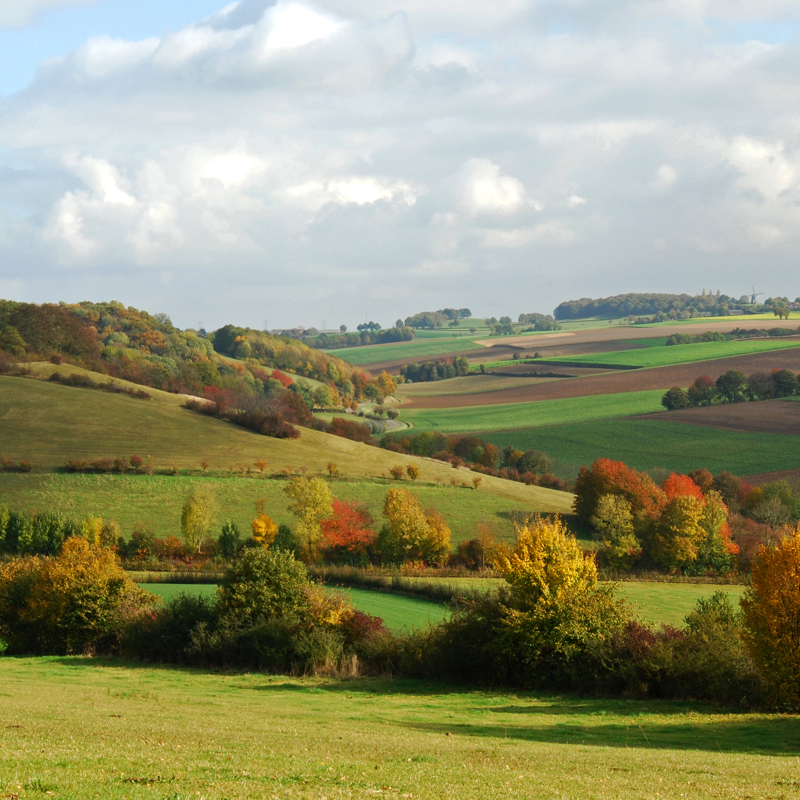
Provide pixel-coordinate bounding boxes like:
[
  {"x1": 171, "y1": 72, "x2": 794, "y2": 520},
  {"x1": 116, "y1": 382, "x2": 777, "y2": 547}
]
[{"x1": 1, "y1": 1, "x2": 800, "y2": 330}]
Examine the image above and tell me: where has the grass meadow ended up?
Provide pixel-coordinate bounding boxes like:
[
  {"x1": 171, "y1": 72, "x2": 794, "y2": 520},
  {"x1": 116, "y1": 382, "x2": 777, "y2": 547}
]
[
  {"x1": 0, "y1": 472, "x2": 571, "y2": 545},
  {"x1": 1, "y1": 658, "x2": 798, "y2": 800},
  {"x1": 482, "y1": 419, "x2": 800, "y2": 478},
  {"x1": 327, "y1": 336, "x2": 482, "y2": 365},
  {"x1": 399, "y1": 390, "x2": 666, "y2": 434}
]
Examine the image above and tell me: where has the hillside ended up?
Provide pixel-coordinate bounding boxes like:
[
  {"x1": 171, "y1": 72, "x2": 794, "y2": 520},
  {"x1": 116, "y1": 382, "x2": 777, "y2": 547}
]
[{"x1": 0, "y1": 372, "x2": 574, "y2": 540}]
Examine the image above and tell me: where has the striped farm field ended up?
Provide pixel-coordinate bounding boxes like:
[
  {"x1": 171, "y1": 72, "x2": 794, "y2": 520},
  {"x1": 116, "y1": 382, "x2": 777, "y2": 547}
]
[{"x1": 399, "y1": 390, "x2": 665, "y2": 434}]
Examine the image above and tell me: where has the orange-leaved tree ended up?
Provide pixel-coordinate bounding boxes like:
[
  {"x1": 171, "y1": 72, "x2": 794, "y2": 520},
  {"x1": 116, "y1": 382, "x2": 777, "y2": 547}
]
[
  {"x1": 320, "y1": 499, "x2": 375, "y2": 562},
  {"x1": 741, "y1": 525, "x2": 800, "y2": 710}
]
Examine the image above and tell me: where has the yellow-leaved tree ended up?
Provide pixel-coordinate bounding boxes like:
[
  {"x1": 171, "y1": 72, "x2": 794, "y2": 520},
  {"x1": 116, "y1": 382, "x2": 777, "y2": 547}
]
[
  {"x1": 283, "y1": 477, "x2": 333, "y2": 562},
  {"x1": 741, "y1": 525, "x2": 800, "y2": 710},
  {"x1": 379, "y1": 488, "x2": 431, "y2": 564},
  {"x1": 496, "y1": 516, "x2": 627, "y2": 675},
  {"x1": 251, "y1": 499, "x2": 278, "y2": 548}
]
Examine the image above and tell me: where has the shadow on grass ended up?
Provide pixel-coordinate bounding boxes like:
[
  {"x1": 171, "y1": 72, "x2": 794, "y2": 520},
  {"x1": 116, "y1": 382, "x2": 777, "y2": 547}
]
[{"x1": 399, "y1": 717, "x2": 800, "y2": 755}]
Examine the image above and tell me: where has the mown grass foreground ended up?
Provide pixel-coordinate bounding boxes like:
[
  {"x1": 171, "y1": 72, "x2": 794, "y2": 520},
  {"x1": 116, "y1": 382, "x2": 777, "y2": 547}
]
[{"x1": 1, "y1": 658, "x2": 798, "y2": 799}]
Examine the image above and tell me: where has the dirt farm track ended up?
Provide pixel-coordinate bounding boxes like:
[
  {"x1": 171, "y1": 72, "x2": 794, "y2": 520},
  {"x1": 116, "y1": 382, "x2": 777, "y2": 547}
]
[{"x1": 401, "y1": 348, "x2": 800, "y2": 408}]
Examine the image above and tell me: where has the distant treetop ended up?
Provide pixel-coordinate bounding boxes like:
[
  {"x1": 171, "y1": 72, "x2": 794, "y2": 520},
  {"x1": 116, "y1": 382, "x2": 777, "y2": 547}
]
[{"x1": 553, "y1": 292, "x2": 735, "y2": 321}]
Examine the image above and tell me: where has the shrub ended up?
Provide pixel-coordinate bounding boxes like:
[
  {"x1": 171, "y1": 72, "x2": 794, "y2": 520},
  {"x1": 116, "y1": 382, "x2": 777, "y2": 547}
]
[
  {"x1": 218, "y1": 520, "x2": 243, "y2": 559},
  {"x1": 0, "y1": 538, "x2": 155, "y2": 655}
]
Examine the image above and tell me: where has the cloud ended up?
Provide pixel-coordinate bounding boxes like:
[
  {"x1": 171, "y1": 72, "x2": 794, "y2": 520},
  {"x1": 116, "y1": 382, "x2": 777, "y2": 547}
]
[
  {"x1": 459, "y1": 160, "x2": 529, "y2": 217},
  {"x1": 0, "y1": 0, "x2": 99, "y2": 28},
  {"x1": 2, "y1": 0, "x2": 800, "y2": 326}
]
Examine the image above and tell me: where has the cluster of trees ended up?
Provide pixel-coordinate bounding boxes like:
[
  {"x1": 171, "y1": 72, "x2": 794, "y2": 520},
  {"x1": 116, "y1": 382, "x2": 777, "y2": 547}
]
[
  {"x1": 575, "y1": 459, "x2": 800, "y2": 573},
  {"x1": 517, "y1": 313, "x2": 561, "y2": 331},
  {"x1": 382, "y1": 432, "x2": 567, "y2": 490},
  {"x1": 399, "y1": 356, "x2": 470, "y2": 383},
  {"x1": 403, "y1": 309, "x2": 472, "y2": 329},
  {"x1": 662, "y1": 368, "x2": 800, "y2": 410},
  {"x1": 666, "y1": 326, "x2": 800, "y2": 346},
  {"x1": 46, "y1": 370, "x2": 151, "y2": 399},
  {"x1": 301, "y1": 326, "x2": 415, "y2": 350},
  {"x1": 0, "y1": 302, "x2": 399, "y2": 423},
  {"x1": 554, "y1": 292, "x2": 736, "y2": 321},
  {"x1": 3, "y1": 514, "x2": 800, "y2": 709},
  {"x1": 574, "y1": 459, "x2": 739, "y2": 574}
]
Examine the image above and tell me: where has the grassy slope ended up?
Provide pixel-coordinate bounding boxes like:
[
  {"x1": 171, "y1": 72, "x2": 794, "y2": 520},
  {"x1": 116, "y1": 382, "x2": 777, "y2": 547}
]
[
  {"x1": 329, "y1": 336, "x2": 482, "y2": 365},
  {"x1": 400, "y1": 390, "x2": 665, "y2": 434},
  {"x1": 0, "y1": 472, "x2": 564, "y2": 545},
  {"x1": 546, "y1": 337, "x2": 800, "y2": 369},
  {"x1": 0, "y1": 373, "x2": 572, "y2": 513},
  {"x1": 482, "y1": 419, "x2": 800, "y2": 478},
  {"x1": 2, "y1": 658, "x2": 798, "y2": 799}
]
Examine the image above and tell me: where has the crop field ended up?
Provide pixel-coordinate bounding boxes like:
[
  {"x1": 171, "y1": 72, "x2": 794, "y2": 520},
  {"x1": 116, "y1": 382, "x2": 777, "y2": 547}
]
[
  {"x1": 399, "y1": 390, "x2": 666, "y2": 434},
  {"x1": 547, "y1": 337, "x2": 800, "y2": 369},
  {"x1": 482, "y1": 419, "x2": 800, "y2": 478},
  {"x1": 403, "y1": 346, "x2": 800, "y2": 409},
  {"x1": 634, "y1": 398, "x2": 800, "y2": 436},
  {"x1": 398, "y1": 375, "x2": 559, "y2": 398},
  {"x1": 0, "y1": 472, "x2": 573, "y2": 545},
  {"x1": 2, "y1": 658, "x2": 798, "y2": 800}
]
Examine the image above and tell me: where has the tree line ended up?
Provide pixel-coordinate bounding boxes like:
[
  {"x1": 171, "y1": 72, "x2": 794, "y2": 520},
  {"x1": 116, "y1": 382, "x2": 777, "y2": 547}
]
[
  {"x1": 662, "y1": 368, "x2": 800, "y2": 410},
  {"x1": 3, "y1": 516, "x2": 800, "y2": 712}
]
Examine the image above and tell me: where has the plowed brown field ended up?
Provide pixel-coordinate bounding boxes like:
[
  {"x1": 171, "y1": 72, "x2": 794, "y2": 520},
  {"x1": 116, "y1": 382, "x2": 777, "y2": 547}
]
[
  {"x1": 402, "y1": 349, "x2": 800, "y2": 408},
  {"x1": 632, "y1": 399, "x2": 800, "y2": 436}
]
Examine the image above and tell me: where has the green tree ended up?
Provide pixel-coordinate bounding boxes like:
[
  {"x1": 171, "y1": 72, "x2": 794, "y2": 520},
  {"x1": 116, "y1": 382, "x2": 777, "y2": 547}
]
[
  {"x1": 661, "y1": 386, "x2": 690, "y2": 410},
  {"x1": 180, "y1": 484, "x2": 219, "y2": 553},
  {"x1": 379, "y1": 488, "x2": 432, "y2": 563},
  {"x1": 590, "y1": 494, "x2": 640, "y2": 570},
  {"x1": 217, "y1": 521, "x2": 242, "y2": 559},
  {"x1": 283, "y1": 477, "x2": 333, "y2": 562},
  {"x1": 312, "y1": 385, "x2": 333, "y2": 408},
  {"x1": 715, "y1": 370, "x2": 748, "y2": 403}
]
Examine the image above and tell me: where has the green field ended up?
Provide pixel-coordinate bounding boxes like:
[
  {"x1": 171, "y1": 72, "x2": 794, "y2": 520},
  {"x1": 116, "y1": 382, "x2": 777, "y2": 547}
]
[
  {"x1": 616, "y1": 583, "x2": 746, "y2": 627},
  {"x1": 400, "y1": 390, "x2": 665, "y2": 434},
  {"x1": 640, "y1": 312, "x2": 800, "y2": 327},
  {"x1": 2, "y1": 658, "x2": 798, "y2": 799},
  {"x1": 138, "y1": 583, "x2": 449, "y2": 632},
  {"x1": 398, "y1": 374, "x2": 557, "y2": 398},
  {"x1": 0, "y1": 472, "x2": 573, "y2": 545},
  {"x1": 482, "y1": 419, "x2": 800, "y2": 478},
  {"x1": 547, "y1": 337, "x2": 800, "y2": 368}
]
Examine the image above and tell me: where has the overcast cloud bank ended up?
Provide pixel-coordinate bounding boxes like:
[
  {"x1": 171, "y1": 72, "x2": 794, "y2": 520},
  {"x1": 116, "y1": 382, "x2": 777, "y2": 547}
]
[{"x1": 1, "y1": 0, "x2": 799, "y2": 327}]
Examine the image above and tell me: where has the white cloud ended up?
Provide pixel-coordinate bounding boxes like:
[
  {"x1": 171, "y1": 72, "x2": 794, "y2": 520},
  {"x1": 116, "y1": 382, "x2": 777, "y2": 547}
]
[
  {"x1": 656, "y1": 164, "x2": 677, "y2": 186},
  {"x1": 283, "y1": 176, "x2": 417, "y2": 211},
  {"x1": 256, "y1": 2, "x2": 344, "y2": 56},
  {"x1": 459, "y1": 159, "x2": 529, "y2": 217},
  {"x1": 567, "y1": 195, "x2": 587, "y2": 207}
]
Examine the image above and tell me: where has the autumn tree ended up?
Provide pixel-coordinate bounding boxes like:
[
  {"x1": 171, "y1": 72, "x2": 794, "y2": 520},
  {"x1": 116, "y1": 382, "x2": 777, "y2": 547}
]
[
  {"x1": 320, "y1": 499, "x2": 376, "y2": 563},
  {"x1": 422, "y1": 510, "x2": 451, "y2": 565},
  {"x1": 379, "y1": 488, "x2": 433, "y2": 563},
  {"x1": 283, "y1": 477, "x2": 333, "y2": 562},
  {"x1": 741, "y1": 526, "x2": 800, "y2": 710},
  {"x1": 251, "y1": 499, "x2": 278, "y2": 548},
  {"x1": 661, "y1": 386, "x2": 690, "y2": 410},
  {"x1": 180, "y1": 484, "x2": 219, "y2": 553},
  {"x1": 406, "y1": 465, "x2": 420, "y2": 481},
  {"x1": 495, "y1": 516, "x2": 627, "y2": 676}
]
